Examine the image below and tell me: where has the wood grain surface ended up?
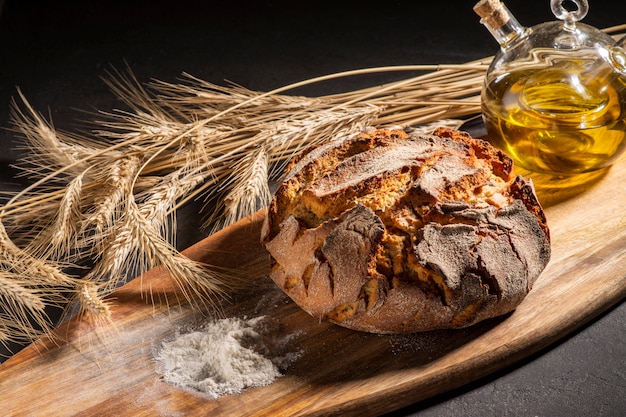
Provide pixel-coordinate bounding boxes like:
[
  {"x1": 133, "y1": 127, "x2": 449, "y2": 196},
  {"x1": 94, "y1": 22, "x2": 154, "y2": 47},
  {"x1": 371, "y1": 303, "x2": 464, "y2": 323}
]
[{"x1": 1, "y1": 154, "x2": 626, "y2": 417}]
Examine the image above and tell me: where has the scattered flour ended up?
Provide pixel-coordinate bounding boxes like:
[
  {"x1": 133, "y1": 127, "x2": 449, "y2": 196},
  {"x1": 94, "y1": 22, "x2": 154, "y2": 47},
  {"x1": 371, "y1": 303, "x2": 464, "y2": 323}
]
[{"x1": 154, "y1": 315, "x2": 300, "y2": 399}]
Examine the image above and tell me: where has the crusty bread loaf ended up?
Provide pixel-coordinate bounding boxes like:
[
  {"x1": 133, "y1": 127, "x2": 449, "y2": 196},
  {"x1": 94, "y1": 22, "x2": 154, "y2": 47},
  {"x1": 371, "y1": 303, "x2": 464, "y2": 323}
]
[{"x1": 261, "y1": 127, "x2": 551, "y2": 333}]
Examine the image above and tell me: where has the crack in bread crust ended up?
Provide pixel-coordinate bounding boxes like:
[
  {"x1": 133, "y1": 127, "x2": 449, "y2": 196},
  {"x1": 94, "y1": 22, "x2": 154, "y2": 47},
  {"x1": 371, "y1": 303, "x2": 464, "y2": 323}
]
[{"x1": 262, "y1": 127, "x2": 551, "y2": 333}]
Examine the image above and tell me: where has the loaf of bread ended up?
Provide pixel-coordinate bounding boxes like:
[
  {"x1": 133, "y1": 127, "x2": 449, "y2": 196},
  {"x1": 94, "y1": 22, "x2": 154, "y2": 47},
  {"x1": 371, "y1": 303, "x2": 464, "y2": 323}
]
[{"x1": 261, "y1": 127, "x2": 551, "y2": 333}]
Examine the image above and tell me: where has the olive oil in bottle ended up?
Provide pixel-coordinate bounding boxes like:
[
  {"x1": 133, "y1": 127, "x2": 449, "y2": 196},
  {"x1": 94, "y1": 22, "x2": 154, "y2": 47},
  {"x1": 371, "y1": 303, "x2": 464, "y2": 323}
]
[{"x1": 481, "y1": 63, "x2": 626, "y2": 175}]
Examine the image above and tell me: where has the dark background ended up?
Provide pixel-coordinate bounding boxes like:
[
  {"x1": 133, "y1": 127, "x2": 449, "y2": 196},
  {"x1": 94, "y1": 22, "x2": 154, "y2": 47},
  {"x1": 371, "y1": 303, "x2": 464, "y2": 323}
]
[{"x1": 1, "y1": 1, "x2": 625, "y2": 416}]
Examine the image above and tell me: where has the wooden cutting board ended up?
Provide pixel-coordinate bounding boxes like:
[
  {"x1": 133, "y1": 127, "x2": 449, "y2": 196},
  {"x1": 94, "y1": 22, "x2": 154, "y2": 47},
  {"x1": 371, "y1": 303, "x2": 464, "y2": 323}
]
[{"x1": 2, "y1": 154, "x2": 626, "y2": 417}]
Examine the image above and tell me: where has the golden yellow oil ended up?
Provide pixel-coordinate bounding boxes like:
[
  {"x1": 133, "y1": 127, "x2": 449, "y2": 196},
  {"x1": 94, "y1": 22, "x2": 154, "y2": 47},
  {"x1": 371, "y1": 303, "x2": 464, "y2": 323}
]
[{"x1": 482, "y1": 65, "x2": 626, "y2": 175}]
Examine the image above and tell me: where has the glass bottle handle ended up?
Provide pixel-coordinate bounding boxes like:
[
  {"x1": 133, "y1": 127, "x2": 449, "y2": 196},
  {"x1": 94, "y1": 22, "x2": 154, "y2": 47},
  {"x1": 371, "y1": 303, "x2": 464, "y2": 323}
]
[{"x1": 551, "y1": 0, "x2": 588, "y2": 29}]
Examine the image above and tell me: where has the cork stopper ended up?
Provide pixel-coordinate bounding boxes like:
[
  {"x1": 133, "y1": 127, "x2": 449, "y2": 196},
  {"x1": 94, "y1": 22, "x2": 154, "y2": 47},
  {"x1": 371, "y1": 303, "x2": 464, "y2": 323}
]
[{"x1": 474, "y1": 0, "x2": 511, "y2": 29}]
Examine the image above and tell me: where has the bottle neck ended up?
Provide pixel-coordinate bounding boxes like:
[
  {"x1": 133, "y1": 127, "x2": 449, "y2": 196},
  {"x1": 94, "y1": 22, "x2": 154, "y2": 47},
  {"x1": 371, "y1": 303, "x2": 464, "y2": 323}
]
[
  {"x1": 484, "y1": 14, "x2": 527, "y2": 49},
  {"x1": 474, "y1": 0, "x2": 528, "y2": 49}
]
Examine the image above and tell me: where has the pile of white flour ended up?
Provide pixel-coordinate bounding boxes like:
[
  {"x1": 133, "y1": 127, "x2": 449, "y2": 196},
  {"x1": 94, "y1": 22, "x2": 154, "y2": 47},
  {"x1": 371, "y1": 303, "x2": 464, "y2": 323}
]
[{"x1": 154, "y1": 315, "x2": 300, "y2": 399}]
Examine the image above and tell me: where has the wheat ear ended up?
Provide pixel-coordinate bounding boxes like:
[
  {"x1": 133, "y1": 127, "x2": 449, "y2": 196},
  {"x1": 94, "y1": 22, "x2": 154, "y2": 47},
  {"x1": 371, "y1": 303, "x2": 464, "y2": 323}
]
[
  {"x1": 74, "y1": 281, "x2": 112, "y2": 324},
  {"x1": 9, "y1": 90, "x2": 99, "y2": 177},
  {"x1": 0, "y1": 221, "x2": 75, "y2": 287},
  {"x1": 0, "y1": 272, "x2": 51, "y2": 345},
  {"x1": 213, "y1": 147, "x2": 270, "y2": 233},
  {"x1": 82, "y1": 156, "x2": 140, "y2": 245},
  {"x1": 32, "y1": 171, "x2": 86, "y2": 261}
]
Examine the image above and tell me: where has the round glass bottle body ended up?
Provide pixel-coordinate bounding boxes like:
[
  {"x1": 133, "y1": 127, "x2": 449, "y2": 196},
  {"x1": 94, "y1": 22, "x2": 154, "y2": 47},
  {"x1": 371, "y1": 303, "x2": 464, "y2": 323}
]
[{"x1": 481, "y1": 21, "x2": 626, "y2": 175}]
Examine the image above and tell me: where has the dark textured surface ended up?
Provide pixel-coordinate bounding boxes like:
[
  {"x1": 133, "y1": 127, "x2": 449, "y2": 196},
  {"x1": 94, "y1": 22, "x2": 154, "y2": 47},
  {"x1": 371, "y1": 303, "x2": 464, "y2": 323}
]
[{"x1": 0, "y1": 1, "x2": 625, "y2": 416}]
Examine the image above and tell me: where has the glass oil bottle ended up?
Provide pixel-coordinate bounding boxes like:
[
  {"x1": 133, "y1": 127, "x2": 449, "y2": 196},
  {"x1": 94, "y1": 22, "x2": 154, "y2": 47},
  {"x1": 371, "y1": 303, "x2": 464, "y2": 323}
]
[{"x1": 474, "y1": 0, "x2": 626, "y2": 177}]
